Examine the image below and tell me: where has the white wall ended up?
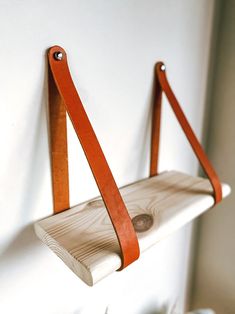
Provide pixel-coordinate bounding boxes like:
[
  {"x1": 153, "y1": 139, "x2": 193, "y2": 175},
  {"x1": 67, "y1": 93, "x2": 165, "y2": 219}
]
[
  {"x1": 0, "y1": 1, "x2": 215, "y2": 313},
  {"x1": 192, "y1": 0, "x2": 235, "y2": 312}
]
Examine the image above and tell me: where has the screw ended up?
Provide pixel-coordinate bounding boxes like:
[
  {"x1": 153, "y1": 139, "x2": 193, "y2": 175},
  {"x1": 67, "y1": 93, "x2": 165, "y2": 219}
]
[{"x1": 54, "y1": 51, "x2": 63, "y2": 61}]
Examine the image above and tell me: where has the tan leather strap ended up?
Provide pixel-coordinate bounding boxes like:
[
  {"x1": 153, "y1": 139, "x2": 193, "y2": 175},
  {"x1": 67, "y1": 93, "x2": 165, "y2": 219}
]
[
  {"x1": 150, "y1": 70, "x2": 162, "y2": 177},
  {"x1": 48, "y1": 67, "x2": 70, "y2": 213},
  {"x1": 150, "y1": 62, "x2": 222, "y2": 204},
  {"x1": 48, "y1": 45, "x2": 140, "y2": 269}
]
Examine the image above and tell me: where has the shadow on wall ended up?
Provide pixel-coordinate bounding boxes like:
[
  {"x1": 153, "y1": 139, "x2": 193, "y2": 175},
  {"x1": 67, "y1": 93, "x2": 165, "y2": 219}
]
[
  {"x1": 104, "y1": 303, "x2": 176, "y2": 314},
  {"x1": 138, "y1": 300, "x2": 181, "y2": 314},
  {"x1": 130, "y1": 67, "x2": 155, "y2": 179},
  {"x1": 101, "y1": 305, "x2": 168, "y2": 314},
  {"x1": 142, "y1": 306, "x2": 168, "y2": 314},
  {"x1": 16, "y1": 55, "x2": 50, "y2": 225},
  {"x1": 0, "y1": 56, "x2": 50, "y2": 275},
  {"x1": 73, "y1": 305, "x2": 169, "y2": 314},
  {"x1": 0, "y1": 224, "x2": 42, "y2": 271}
]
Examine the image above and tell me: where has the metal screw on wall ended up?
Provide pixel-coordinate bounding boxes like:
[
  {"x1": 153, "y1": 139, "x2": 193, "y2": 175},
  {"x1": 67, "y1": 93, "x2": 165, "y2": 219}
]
[{"x1": 54, "y1": 51, "x2": 63, "y2": 61}]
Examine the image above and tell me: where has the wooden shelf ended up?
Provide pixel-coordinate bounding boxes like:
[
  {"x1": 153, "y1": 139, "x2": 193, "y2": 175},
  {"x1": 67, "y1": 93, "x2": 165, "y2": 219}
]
[{"x1": 34, "y1": 171, "x2": 230, "y2": 286}]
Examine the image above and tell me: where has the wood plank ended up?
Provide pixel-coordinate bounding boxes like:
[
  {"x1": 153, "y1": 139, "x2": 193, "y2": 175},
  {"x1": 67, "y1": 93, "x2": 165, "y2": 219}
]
[{"x1": 34, "y1": 171, "x2": 231, "y2": 286}]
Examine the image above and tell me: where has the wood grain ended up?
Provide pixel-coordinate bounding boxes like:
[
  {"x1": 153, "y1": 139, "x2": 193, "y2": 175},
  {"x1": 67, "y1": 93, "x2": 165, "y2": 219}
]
[{"x1": 34, "y1": 171, "x2": 231, "y2": 286}]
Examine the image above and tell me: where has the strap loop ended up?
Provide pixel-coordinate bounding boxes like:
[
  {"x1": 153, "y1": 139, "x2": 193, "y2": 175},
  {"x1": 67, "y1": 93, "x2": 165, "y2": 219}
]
[
  {"x1": 48, "y1": 46, "x2": 140, "y2": 269},
  {"x1": 151, "y1": 62, "x2": 222, "y2": 204}
]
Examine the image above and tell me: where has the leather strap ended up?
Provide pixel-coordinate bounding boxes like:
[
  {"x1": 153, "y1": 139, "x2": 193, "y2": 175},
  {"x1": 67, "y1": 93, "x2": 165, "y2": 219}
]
[
  {"x1": 48, "y1": 67, "x2": 70, "y2": 213},
  {"x1": 48, "y1": 45, "x2": 140, "y2": 269},
  {"x1": 150, "y1": 62, "x2": 222, "y2": 204},
  {"x1": 150, "y1": 72, "x2": 162, "y2": 177}
]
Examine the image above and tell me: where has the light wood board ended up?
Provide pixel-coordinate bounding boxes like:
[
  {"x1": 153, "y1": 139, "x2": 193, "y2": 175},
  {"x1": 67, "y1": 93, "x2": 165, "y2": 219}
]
[{"x1": 34, "y1": 171, "x2": 231, "y2": 286}]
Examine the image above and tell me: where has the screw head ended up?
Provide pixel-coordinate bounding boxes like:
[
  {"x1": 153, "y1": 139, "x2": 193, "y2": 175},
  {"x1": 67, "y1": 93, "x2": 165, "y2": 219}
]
[
  {"x1": 54, "y1": 51, "x2": 63, "y2": 61},
  {"x1": 160, "y1": 64, "x2": 166, "y2": 71}
]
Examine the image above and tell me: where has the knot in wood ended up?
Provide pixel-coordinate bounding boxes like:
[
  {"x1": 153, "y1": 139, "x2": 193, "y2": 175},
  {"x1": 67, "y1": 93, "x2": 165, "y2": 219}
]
[{"x1": 132, "y1": 214, "x2": 153, "y2": 233}]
